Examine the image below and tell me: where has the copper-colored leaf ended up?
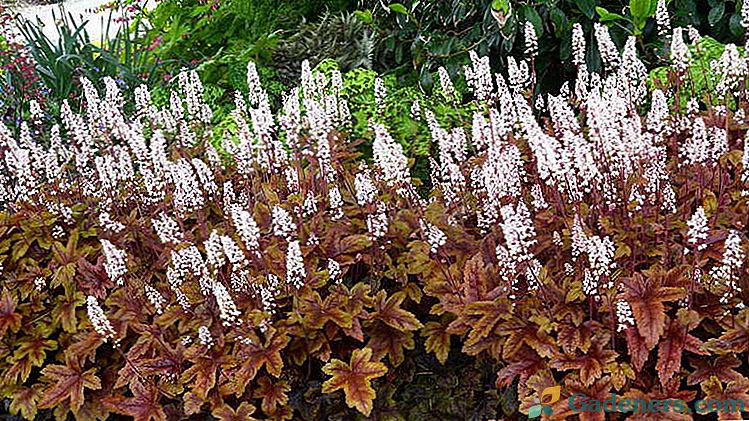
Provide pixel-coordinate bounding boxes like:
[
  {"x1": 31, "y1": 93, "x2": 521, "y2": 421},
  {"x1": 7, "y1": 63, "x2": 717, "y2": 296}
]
[
  {"x1": 421, "y1": 321, "x2": 451, "y2": 364},
  {"x1": 39, "y1": 359, "x2": 101, "y2": 412},
  {"x1": 0, "y1": 289, "x2": 22, "y2": 336},
  {"x1": 623, "y1": 273, "x2": 685, "y2": 351},
  {"x1": 254, "y1": 376, "x2": 289, "y2": 414},
  {"x1": 687, "y1": 355, "x2": 746, "y2": 386},
  {"x1": 212, "y1": 402, "x2": 258, "y2": 421},
  {"x1": 701, "y1": 377, "x2": 749, "y2": 420},
  {"x1": 299, "y1": 289, "x2": 352, "y2": 329},
  {"x1": 104, "y1": 379, "x2": 166, "y2": 421},
  {"x1": 10, "y1": 386, "x2": 41, "y2": 420},
  {"x1": 321, "y1": 347, "x2": 388, "y2": 416},
  {"x1": 372, "y1": 291, "x2": 423, "y2": 332}
]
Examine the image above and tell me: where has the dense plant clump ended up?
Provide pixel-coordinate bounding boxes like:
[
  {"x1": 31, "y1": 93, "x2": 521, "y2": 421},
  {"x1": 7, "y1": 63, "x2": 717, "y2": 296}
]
[{"x1": 3, "y1": 16, "x2": 749, "y2": 419}]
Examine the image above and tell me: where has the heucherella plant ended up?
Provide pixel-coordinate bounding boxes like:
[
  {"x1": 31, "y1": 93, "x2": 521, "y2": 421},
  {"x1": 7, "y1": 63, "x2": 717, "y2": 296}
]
[{"x1": 2, "y1": 19, "x2": 749, "y2": 421}]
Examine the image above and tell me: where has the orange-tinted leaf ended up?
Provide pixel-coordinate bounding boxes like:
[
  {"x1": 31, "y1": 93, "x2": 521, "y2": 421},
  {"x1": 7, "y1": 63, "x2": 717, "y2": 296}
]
[
  {"x1": 233, "y1": 329, "x2": 290, "y2": 396},
  {"x1": 421, "y1": 321, "x2": 451, "y2": 364},
  {"x1": 212, "y1": 402, "x2": 258, "y2": 421},
  {"x1": 706, "y1": 309, "x2": 749, "y2": 354},
  {"x1": 10, "y1": 386, "x2": 41, "y2": 420},
  {"x1": 550, "y1": 338, "x2": 617, "y2": 386},
  {"x1": 254, "y1": 376, "x2": 289, "y2": 414},
  {"x1": 299, "y1": 289, "x2": 352, "y2": 329},
  {"x1": 656, "y1": 319, "x2": 690, "y2": 386},
  {"x1": 322, "y1": 347, "x2": 388, "y2": 416},
  {"x1": 14, "y1": 336, "x2": 57, "y2": 368},
  {"x1": 372, "y1": 291, "x2": 423, "y2": 332},
  {"x1": 367, "y1": 323, "x2": 415, "y2": 366},
  {"x1": 625, "y1": 327, "x2": 650, "y2": 372},
  {"x1": 623, "y1": 273, "x2": 685, "y2": 350},
  {"x1": 39, "y1": 359, "x2": 101, "y2": 412},
  {"x1": 701, "y1": 377, "x2": 749, "y2": 420},
  {"x1": 104, "y1": 379, "x2": 166, "y2": 421},
  {"x1": 687, "y1": 355, "x2": 746, "y2": 385},
  {"x1": 0, "y1": 289, "x2": 22, "y2": 336}
]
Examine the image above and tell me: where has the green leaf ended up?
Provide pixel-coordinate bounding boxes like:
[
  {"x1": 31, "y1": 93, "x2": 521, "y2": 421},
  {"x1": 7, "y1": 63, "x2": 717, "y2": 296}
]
[
  {"x1": 576, "y1": 0, "x2": 597, "y2": 18},
  {"x1": 708, "y1": 3, "x2": 725, "y2": 26},
  {"x1": 522, "y1": 6, "x2": 544, "y2": 34},
  {"x1": 630, "y1": 0, "x2": 656, "y2": 19},
  {"x1": 596, "y1": 6, "x2": 627, "y2": 22},
  {"x1": 492, "y1": 0, "x2": 511, "y2": 13},
  {"x1": 353, "y1": 10, "x2": 373, "y2": 23},
  {"x1": 549, "y1": 6, "x2": 569, "y2": 36},
  {"x1": 729, "y1": 13, "x2": 745, "y2": 36},
  {"x1": 388, "y1": 3, "x2": 408, "y2": 14}
]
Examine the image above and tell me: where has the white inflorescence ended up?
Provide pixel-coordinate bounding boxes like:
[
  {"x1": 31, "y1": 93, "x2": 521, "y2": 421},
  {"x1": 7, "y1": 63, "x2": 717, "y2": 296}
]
[
  {"x1": 144, "y1": 285, "x2": 165, "y2": 314},
  {"x1": 710, "y1": 230, "x2": 746, "y2": 304},
  {"x1": 372, "y1": 123, "x2": 410, "y2": 187},
  {"x1": 437, "y1": 67, "x2": 457, "y2": 100},
  {"x1": 99, "y1": 211, "x2": 125, "y2": 233},
  {"x1": 328, "y1": 259, "x2": 342, "y2": 284},
  {"x1": 212, "y1": 281, "x2": 242, "y2": 326},
  {"x1": 594, "y1": 23, "x2": 620, "y2": 72},
  {"x1": 328, "y1": 185, "x2": 344, "y2": 220},
  {"x1": 687, "y1": 207, "x2": 709, "y2": 251},
  {"x1": 152, "y1": 213, "x2": 184, "y2": 245},
  {"x1": 655, "y1": 0, "x2": 670, "y2": 36},
  {"x1": 86, "y1": 295, "x2": 116, "y2": 341},
  {"x1": 670, "y1": 28, "x2": 691, "y2": 72},
  {"x1": 524, "y1": 22, "x2": 538, "y2": 58},
  {"x1": 272, "y1": 206, "x2": 296, "y2": 240},
  {"x1": 198, "y1": 325, "x2": 213, "y2": 347},
  {"x1": 286, "y1": 240, "x2": 306, "y2": 289},
  {"x1": 420, "y1": 219, "x2": 447, "y2": 253},
  {"x1": 616, "y1": 299, "x2": 635, "y2": 331},
  {"x1": 100, "y1": 239, "x2": 127, "y2": 285},
  {"x1": 229, "y1": 205, "x2": 260, "y2": 251}
]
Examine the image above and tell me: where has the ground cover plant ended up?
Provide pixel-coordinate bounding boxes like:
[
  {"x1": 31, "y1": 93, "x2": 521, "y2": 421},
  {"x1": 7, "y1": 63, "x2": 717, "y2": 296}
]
[{"x1": 3, "y1": 8, "x2": 749, "y2": 421}]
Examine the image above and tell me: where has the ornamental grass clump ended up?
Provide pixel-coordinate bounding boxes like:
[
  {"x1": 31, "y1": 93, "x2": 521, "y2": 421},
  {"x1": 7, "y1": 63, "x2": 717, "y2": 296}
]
[{"x1": 1, "y1": 20, "x2": 749, "y2": 421}]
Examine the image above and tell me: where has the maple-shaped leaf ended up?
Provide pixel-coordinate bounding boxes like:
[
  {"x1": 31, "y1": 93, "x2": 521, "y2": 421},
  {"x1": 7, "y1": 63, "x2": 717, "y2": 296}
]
[
  {"x1": 455, "y1": 298, "x2": 512, "y2": 348},
  {"x1": 367, "y1": 322, "x2": 415, "y2": 366},
  {"x1": 706, "y1": 309, "x2": 749, "y2": 354},
  {"x1": 372, "y1": 291, "x2": 423, "y2": 332},
  {"x1": 0, "y1": 289, "x2": 22, "y2": 336},
  {"x1": 622, "y1": 273, "x2": 685, "y2": 351},
  {"x1": 38, "y1": 358, "x2": 101, "y2": 412},
  {"x1": 52, "y1": 292, "x2": 84, "y2": 333},
  {"x1": 181, "y1": 349, "x2": 225, "y2": 400},
  {"x1": 322, "y1": 347, "x2": 388, "y2": 416},
  {"x1": 701, "y1": 377, "x2": 749, "y2": 421},
  {"x1": 495, "y1": 353, "x2": 545, "y2": 388},
  {"x1": 557, "y1": 321, "x2": 593, "y2": 354},
  {"x1": 9, "y1": 386, "x2": 41, "y2": 420},
  {"x1": 265, "y1": 405, "x2": 293, "y2": 421},
  {"x1": 298, "y1": 289, "x2": 352, "y2": 329},
  {"x1": 232, "y1": 329, "x2": 290, "y2": 396},
  {"x1": 550, "y1": 336, "x2": 617, "y2": 386},
  {"x1": 104, "y1": 379, "x2": 166, "y2": 421},
  {"x1": 212, "y1": 402, "x2": 259, "y2": 421},
  {"x1": 13, "y1": 336, "x2": 57, "y2": 370},
  {"x1": 497, "y1": 318, "x2": 556, "y2": 360},
  {"x1": 421, "y1": 321, "x2": 451, "y2": 364},
  {"x1": 606, "y1": 362, "x2": 635, "y2": 391},
  {"x1": 687, "y1": 355, "x2": 746, "y2": 385},
  {"x1": 254, "y1": 376, "x2": 290, "y2": 414}
]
